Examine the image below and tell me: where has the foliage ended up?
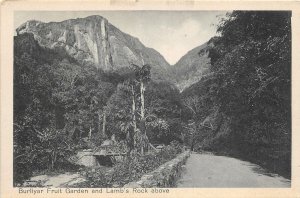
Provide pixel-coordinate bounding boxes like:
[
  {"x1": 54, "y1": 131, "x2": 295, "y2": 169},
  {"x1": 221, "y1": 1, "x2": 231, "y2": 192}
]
[
  {"x1": 182, "y1": 11, "x2": 291, "y2": 178},
  {"x1": 13, "y1": 33, "x2": 186, "y2": 185},
  {"x1": 145, "y1": 82, "x2": 183, "y2": 144},
  {"x1": 13, "y1": 33, "x2": 117, "y2": 185}
]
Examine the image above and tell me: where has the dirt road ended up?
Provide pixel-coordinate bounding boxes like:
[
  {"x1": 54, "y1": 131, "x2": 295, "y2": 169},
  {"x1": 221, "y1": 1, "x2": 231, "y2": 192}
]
[{"x1": 176, "y1": 153, "x2": 290, "y2": 187}]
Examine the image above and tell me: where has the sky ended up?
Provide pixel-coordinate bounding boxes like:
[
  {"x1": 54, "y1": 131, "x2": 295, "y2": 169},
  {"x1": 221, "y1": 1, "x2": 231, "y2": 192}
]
[{"x1": 15, "y1": 11, "x2": 227, "y2": 65}]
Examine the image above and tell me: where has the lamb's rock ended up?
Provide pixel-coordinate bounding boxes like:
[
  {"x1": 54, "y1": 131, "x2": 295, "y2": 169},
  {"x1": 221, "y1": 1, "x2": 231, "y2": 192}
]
[{"x1": 16, "y1": 15, "x2": 170, "y2": 81}]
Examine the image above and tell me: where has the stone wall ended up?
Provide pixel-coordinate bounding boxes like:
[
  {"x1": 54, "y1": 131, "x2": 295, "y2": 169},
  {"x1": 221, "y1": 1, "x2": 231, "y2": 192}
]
[
  {"x1": 124, "y1": 151, "x2": 190, "y2": 188},
  {"x1": 76, "y1": 150, "x2": 98, "y2": 167}
]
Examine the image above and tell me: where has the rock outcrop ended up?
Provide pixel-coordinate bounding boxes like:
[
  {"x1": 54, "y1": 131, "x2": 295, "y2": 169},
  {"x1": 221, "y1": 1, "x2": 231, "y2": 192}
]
[{"x1": 16, "y1": 15, "x2": 170, "y2": 81}]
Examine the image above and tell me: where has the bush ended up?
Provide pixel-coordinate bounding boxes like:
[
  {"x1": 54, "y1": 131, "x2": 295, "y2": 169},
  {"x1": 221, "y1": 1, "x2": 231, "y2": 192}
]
[{"x1": 14, "y1": 162, "x2": 33, "y2": 185}]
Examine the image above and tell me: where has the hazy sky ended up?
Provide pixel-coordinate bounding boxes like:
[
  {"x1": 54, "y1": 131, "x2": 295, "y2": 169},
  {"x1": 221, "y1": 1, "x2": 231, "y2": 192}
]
[{"x1": 15, "y1": 11, "x2": 227, "y2": 65}]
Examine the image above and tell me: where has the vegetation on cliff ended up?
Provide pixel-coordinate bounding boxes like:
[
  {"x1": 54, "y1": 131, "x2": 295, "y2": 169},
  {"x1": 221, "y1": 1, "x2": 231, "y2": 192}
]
[{"x1": 181, "y1": 11, "x2": 291, "y2": 178}]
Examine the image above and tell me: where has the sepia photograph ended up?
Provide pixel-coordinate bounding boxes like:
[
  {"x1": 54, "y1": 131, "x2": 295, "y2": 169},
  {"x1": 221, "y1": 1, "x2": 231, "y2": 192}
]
[{"x1": 12, "y1": 10, "x2": 292, "y2": 189}]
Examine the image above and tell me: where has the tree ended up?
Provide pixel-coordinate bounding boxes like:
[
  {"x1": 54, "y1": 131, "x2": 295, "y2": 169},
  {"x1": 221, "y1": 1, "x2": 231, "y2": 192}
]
[
  {"x1": 132, "y1": 64, "x2": 151, "y2": 154},
  {"x1": 143, "y1": 81, "x2": 183, "y2": 144},
  {"x1": 106, "y1": 82, "x2": 135, "y2": 152},
  {"x1": 202, "y1": 11, "x2": 291, "y2": 177},
  {"x1": 13, "y1": 33, "x2": 120, "y2": 184}
]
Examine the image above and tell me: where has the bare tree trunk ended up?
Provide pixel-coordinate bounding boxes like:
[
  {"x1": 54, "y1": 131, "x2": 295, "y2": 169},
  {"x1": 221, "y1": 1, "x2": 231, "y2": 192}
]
[
  {"x1": 98, "y1": 112, "x2": 101, "y2": 134},
  {"x1": 89, "y1": 126, "x2": 92, "y2": 139},
  {"x1": 140, "y1": 82, "x2": 147, "y2": 155},
  {"x1": 102, "y1": 111, "x2": 106, "y2": 138},
  {"x1": 131, "y1": 85, "x2": 137, "y2": 150},
  {"x1": 50, "y1": 150, "x2": 57, "y2": 170},
  {"x1": 141, "y1": 145, "x2": 144, "y2": 155},
  {"x1": 53, "y1": 150, "x2": 57, "y2": 169},
  {"x1": 79, "y1": 127, "x2": 82, "y2": 139},
  {"x1": 140, "y1": 82, "x2": 145, "y2": 119},
  {"x1": 191, "y1": 138, "x2": 195, "y2": 151},
  {"x1": 131, "y1": 85, "x2": 137, "y2": 133}
]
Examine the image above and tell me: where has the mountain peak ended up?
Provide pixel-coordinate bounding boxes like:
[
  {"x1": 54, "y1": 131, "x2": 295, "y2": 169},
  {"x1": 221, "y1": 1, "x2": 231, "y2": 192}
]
[
  {"x1": 16, "y1": 15, "x2": 170, "y2": 81},
  {"x1": 84, "y1": 15, "x2": 105, "y2": 20}
]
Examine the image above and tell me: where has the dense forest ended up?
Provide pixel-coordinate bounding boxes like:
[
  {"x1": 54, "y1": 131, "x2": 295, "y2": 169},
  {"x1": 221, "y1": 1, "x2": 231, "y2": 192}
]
[
  {"x1": 13, "y1": 33, "x2": 183, "y2": 184},
  {"x1": 181, "y1": 11, "x2": 291, "y2": 178},
  {"x1": 14, "y1": 11, "x2": 291, "y2": 185}
]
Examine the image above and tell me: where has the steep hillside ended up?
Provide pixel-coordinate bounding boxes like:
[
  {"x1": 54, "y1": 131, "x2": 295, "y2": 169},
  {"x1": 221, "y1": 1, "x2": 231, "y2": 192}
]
[
  {"x1": 180, "y1": 11, "x2": 291, "y2": 179},
  {"x1": 168, "y1": 42, "x2": 212, "y2": 91},
  {"x1": 16, "y1": 15, "x2": 170, "y2": 81}
]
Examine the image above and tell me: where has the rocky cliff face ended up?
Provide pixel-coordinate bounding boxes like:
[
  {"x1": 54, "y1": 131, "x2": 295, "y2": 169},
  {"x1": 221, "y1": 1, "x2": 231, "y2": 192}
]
[
  {"x1": 167, "y1": 42, "x2": 212, "y2": 91},
  {"x1": 16, "y1": 15, "x2": 170, "y2": 81}
]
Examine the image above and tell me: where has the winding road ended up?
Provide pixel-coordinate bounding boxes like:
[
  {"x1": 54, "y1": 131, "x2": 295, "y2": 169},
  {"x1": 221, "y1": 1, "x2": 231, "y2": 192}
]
[{"x1": 177, "y1": 153, "x2": 290, "y2": 188}]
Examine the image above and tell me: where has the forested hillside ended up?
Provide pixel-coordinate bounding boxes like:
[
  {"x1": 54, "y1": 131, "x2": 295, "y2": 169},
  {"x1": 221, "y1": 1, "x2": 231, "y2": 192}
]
[
  {"x1": 167, "y1": 42, "x2": 212, "y2": 92},
  {"x1": 14, "y1": 33, "x2": 183, "y2": 184},
  {"x1": 13, "y1": 11, "x2": 291, "y2": 186},
  {"x1": 181, "y1": 11, "x2": 291, "y2": 178}
]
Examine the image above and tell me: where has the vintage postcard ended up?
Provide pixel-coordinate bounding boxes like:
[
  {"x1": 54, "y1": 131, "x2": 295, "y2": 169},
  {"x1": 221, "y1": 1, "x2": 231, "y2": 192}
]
[{"x1": 1, "y1": 0, "x2": 300, "y2": 198}]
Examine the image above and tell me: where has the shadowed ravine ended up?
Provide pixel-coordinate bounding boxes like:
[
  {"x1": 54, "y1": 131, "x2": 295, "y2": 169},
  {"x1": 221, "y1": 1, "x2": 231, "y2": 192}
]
[{"x1": 176, "y1": 153, "x2": 291, "y2": 188}]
